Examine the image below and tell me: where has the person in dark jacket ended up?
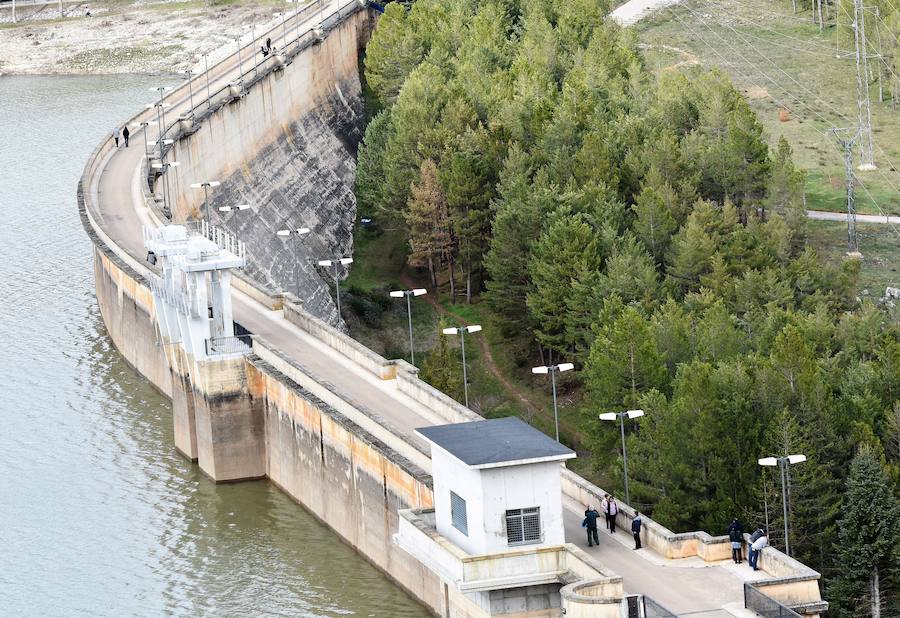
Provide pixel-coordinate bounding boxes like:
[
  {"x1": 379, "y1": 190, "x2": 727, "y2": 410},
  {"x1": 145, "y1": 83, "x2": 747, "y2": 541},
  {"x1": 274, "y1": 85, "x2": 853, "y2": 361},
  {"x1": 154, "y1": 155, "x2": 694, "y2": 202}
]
[
  {"x1": 122, "y1": 125, "x2": 130, "y2": 147},
  {"x1": 632, "y1": 512, "x2": 643, "y2": 550},
  {"x1": 728, "y1": 518, "x2": 744, "y2": 563},
  {"x1": 583, "y1": 506, "x2": 601, "y2": 547}
]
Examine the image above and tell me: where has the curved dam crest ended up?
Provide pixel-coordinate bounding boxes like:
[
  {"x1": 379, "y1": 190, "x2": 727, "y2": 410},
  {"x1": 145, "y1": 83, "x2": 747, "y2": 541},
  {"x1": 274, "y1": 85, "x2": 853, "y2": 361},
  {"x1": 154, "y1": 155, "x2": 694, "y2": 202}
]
[{"x1": 79, "y1": 3, "x2": 830, "y2": 617}]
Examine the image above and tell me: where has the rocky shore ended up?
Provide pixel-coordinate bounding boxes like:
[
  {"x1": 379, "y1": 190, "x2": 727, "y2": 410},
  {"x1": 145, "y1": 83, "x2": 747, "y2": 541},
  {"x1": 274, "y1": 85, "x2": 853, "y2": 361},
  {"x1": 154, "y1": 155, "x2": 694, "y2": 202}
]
[{"x1": 0, "y1": 0, "x2": 296, "y2": 75}]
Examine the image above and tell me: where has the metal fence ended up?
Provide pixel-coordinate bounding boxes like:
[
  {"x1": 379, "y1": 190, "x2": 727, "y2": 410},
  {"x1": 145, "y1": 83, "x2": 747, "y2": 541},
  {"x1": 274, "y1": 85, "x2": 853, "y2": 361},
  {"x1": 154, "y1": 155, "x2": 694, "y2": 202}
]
[
  {"x1": 205, "y1": 335, "x2": 252, "y2": 356},
  {"x1": 745, "y1": 583, "x2": 802, "y2": 618}
]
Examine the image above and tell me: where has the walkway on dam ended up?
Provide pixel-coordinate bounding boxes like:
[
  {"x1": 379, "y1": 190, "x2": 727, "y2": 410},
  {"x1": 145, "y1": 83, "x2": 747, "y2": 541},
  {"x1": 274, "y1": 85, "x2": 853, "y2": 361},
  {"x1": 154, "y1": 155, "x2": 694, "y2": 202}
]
[{"x1": 87, "y1": 4, "x2": 763, "y2": 616}]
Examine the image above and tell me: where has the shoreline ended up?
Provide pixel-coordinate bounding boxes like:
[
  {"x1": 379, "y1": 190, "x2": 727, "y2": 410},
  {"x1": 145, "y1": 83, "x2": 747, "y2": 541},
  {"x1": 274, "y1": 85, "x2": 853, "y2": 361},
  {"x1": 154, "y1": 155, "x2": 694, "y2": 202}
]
[{"x1": 0, "y1": 0, "x2": 296, "y2": 76}]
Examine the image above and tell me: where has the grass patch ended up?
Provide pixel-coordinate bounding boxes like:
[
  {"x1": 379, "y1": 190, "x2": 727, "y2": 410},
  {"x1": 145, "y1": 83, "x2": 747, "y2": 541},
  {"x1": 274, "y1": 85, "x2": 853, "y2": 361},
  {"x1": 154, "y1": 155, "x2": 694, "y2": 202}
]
[
  {"x1": 65, "y1": 44, "x2": 184, "y2": 71},
  {"x1": 636, "y1": 0, "x2": 900, "y2": 216},
  {"x1": 806, "y1": 220, "x2": 900, "y2": 299}
]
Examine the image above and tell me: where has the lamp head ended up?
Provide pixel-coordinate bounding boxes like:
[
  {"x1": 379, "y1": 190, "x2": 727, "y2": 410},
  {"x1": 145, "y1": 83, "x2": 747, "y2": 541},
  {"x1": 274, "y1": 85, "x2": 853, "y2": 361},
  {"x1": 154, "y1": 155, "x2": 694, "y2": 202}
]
[
  {"x1": 758, "y1": 457, "x2": 778, "y2": 467},
  {"x1": 412, "y1": 288, "x2": 427, "y2": 296},
  {"x1": 442, "y1": 327, "x2": 459, "y2": 335},
  {"x1": 531, "y1": 366, "x2": 549, "y2": 375},
  {"x1": 787, "y1": 454, "x2": 807, "y2": 465},
  {"x1": 339, "y1": 257, "x2": 354, "y2": 265},
  {"x1": 557, "y1": 362, "x2": 574, "y2": 372},
  {"x1": 390, "y1": 291, "x2": 405, "y2": 298},
  {"x1": 598, "y1": 413, "x2": 618, "y2": 421},
  {"x1": 626, "y1": 409, "x2": 645, "y2": 419},
  {"x1": 466, "y1": 325, "x2": 482, "y2": 333},
  {"x1": 317, "y1": 260, "x2": 332, "y2": 267}
]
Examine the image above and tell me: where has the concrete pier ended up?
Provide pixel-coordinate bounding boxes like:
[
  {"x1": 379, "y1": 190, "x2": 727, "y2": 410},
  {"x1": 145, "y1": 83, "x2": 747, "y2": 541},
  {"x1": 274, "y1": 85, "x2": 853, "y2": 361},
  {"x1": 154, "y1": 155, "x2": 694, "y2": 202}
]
[{"x1": 78, "y1": 2, "x2": 828, "y2": 616}]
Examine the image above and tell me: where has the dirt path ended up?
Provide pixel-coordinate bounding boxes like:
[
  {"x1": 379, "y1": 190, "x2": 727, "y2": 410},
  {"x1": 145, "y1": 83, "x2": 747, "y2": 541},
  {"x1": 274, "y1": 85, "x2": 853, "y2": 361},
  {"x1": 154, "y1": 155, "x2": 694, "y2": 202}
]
[{"x1": 399, "y1": 273, "x2": 586, "y2": 446}]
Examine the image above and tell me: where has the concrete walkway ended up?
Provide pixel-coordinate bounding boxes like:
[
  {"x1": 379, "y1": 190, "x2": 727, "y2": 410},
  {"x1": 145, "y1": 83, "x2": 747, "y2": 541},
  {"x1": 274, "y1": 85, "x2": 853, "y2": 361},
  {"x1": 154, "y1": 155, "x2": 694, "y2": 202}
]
[
  {"x1": 807, "y1": 209, "x2": 900, "y2": 224},
  {"x1": 562, "y1": 496, "x2": 766, "y2": 616},
  {"x1": 86, "y1": 3, "x2": 761, "y2": 615}
]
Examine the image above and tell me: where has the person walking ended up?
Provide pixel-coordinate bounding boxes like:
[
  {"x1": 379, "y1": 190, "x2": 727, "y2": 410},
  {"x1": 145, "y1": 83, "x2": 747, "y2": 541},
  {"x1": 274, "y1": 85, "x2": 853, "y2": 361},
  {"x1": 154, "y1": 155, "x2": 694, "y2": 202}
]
[
  {"x1": 600, "y1": 494, "x2": 610, "y2": 531},
  {"x1": 607, "y1": 496, "x2": 619, "y2": 534},
  {"x1": 631, "y1": 512, "x2": 643, "y2": 549},
  {"x1": 122, "y1": 125, "x2": 130, "y2": 148},
  {"x1": 728, "y1": 518, "x2": 744, "y2": 563},
  {"x1": 113, "y1": 127, "x2": 120, "y2": 147},
  {"x1": 749, "y1": 530, "x2": 768, "y2": 571},
  {"x1": 583, "y1": 505, "x2": 601, "y2": 548}
]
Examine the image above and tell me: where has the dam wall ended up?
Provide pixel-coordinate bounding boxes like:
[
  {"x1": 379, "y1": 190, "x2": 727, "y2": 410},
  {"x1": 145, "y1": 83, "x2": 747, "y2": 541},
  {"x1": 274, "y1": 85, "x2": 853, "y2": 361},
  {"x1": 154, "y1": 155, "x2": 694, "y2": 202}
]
[
  {"x1": 156, "y1": 7, "x2": 373, "y2": 325},
  {"x1": 79, "y1": 3, "x2": 828, "y2": 616}
]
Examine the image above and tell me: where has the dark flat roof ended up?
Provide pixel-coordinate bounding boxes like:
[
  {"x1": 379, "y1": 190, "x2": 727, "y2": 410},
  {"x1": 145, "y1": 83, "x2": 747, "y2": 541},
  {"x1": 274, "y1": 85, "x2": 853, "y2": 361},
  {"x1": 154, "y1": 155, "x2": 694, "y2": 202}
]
[{"x1": 416, "y1": 417, "x2": 576, "y2": 469}]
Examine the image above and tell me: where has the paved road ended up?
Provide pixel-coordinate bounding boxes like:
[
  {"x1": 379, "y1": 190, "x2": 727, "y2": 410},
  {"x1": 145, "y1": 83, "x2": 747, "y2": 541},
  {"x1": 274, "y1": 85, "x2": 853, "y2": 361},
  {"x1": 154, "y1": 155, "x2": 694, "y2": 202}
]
[
  {"x1": 610, "y1": 0, "x2": 680, "y2": 25},
  {"x1": 807, "y1": 209, "x2": 900, "y2": 224},
  {"x1": 86, "y1": 4, "x2": 758, "y2": 615}
]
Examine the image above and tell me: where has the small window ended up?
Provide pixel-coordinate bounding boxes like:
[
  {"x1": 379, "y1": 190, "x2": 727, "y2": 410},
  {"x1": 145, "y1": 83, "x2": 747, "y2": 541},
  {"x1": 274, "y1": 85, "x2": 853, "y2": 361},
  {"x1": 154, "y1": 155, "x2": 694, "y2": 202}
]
[
  {"x1": 450, "y1": 491, "x2": 468, "y2": 536},
  {"x1": 506, "y1": 507, "x2": 541, "y2": 545}
]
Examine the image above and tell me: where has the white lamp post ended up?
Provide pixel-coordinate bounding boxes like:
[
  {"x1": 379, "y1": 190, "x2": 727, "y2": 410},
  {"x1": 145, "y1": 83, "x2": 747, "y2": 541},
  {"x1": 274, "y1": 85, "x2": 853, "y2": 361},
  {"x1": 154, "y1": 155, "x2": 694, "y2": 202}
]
[
  {"x1": 276, "y1": 227, "x2": 311, "y2": 296},
  {"x1": 531, "y1": 362, "x2": 575, "y2": 442},
  {"x1": 151, "y1": 160, "x2": 181, "y2": 214},
  {"x1": 219, "y1": 204, "x2": 251, "y2": 213},
  {"x1": 441, "y1": 325, "x2": 482, "y2": 408},
  {"x1": 286, "y1": 0, "x2": 302, "y2": 49},
  {"x1": 184, "y1": 70, "x2": 195, "y2": 114},
  {"x1": 758, "y1": 454, "x2": 807, "y2": 557},
  {"x1": 389, "y1": 288, "x2": 427, "y2": 366},
  {"x1": 131, "y1": 119, "x2": 157, "y2": 170},
  {"x1": 317, "y1": 257, "x2": 353, "y2": 318},
  {"x1": 599, "y1": 409, "x2": 645, "y2": 505},
  {"x1": 148, "y1": 86, "x2": 173, "y2": 143},
  {"x1": 189, "y1": 181, "x2": 221, "y2": 223},
  {"x1": 202, "y1": 53, "x2": 212, "y2": 108}
]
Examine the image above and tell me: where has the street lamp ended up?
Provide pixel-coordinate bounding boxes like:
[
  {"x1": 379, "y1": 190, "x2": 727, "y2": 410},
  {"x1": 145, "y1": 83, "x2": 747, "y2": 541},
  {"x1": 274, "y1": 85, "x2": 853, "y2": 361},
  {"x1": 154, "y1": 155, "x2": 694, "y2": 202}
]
[
  {"x1": 202, "y1": 53, "x2": 212, "y2": 108},
  {"x1": 149, "y1": 86, "x2": 173, "y2": 140},
  {"x1": 599, "y1": 409, "x2": 645, "y2": 505},
  {"x1": 235, "y1": 36, "x2": 245, "y2": 89},
  {"x1": 441, "y1": 325, "x2": 482, "y2": 408},
  {"x1": 531, "y1": 362, "x2": 575, "y2": 443},
  {"x1": 758, "y1": 454, "x2": 807, "y2": 557},
  {"x1": 276, "y1": 227, "x2": 311, "y2": 297},
  {"x1": 286, "y1": 0, "x2": 303, "y2": 48},
  {"x1": 145, "y1": 101, "x2": 171, "y2": 151},
  {"x1": 184, "y1": 69, "x2": 195, "y2": 114},
  {"x1": 151, "y1": 160, "x2": 181, "y2": 215},
  {"x1": 219, "y1": 204, "x2": 251, "y2": 213},
  {"x1": 131, "y1": 119, "x2": 157, "y2": 170},
  {"x1": 189, "y1": 181, "x2": 221, "y2": 223},
  {"x1": 317, "y1": 257, "x2": 353, "y2": 318},
  {"x1": 389, "y1": 288, "x2": 427, "y2": 366}
]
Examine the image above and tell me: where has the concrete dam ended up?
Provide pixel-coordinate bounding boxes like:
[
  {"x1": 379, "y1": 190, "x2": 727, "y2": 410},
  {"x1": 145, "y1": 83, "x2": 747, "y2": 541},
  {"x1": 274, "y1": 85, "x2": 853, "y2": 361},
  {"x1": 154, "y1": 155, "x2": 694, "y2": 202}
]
[{"x1": 79, "y1": 2, "x2": 829, "y2": 616}]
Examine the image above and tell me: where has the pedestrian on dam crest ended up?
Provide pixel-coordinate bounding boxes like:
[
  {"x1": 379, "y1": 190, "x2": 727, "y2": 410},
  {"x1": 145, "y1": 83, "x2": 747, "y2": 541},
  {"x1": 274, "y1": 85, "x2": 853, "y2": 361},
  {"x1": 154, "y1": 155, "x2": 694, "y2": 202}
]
[
  {"x1": 113, "y1": 127, "x2": 120, "y2": 147},
  {"x1": 583, "y1": 505, "x2": 601, "y2": 547},
  {"x1": 122, "y1": 125, "x2": 130, "y2": 147}
]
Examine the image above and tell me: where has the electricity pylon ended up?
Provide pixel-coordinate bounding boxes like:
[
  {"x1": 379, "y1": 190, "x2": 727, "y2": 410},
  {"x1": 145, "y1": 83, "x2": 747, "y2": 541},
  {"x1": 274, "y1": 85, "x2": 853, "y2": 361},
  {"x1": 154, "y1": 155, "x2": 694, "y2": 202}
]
[{"x1": 829, "y1": 127, "x2": 861, "y2": 256}]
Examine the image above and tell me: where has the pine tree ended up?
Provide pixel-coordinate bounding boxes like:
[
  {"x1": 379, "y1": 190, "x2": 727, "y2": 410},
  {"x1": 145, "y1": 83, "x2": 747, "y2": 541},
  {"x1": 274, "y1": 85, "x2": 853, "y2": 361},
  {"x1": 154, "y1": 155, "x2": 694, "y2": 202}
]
[
  {"x1": 354, "y1": 109, "x2": 393, "y2": 216},
  {"x1": 405, "y1": 159, "x2": 452, "y2": 288},
  {"x1": 363, "y1": 3, "x2": 425, "y2": 106},
  {"x1": 420, "y1": 320, "x2": 463, "y2": 402},
  {"x1": 830, "y1": 448, "x2": 900, "y2": 618}
]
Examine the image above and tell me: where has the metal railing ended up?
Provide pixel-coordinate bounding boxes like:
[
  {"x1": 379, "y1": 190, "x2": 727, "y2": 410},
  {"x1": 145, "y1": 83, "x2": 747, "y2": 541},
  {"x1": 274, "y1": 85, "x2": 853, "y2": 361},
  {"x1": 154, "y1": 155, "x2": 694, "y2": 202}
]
[
  {"x1": 205, "y1": 335, "x2": 252, "y2": 356},
  {"x1": 626, "y1": 595, "x2": 677, "y2": 618},
  {"x1": 745, "y1": 583, "x2": 802, "y2": 618}
]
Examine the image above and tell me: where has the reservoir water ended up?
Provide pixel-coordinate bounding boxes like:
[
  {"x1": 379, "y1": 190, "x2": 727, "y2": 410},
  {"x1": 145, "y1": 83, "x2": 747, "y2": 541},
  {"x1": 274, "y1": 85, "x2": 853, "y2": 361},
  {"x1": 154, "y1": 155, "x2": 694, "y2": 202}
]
[{"x1": 0, "y1": 74, "x2": 426, "y2": 617}]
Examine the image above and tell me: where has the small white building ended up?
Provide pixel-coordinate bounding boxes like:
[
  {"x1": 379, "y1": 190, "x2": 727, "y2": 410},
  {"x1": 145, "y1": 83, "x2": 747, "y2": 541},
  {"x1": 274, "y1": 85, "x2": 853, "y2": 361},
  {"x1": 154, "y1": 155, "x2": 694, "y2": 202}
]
[{"x1": 417, "y1": 416, "x2": 576, "y2": 556}]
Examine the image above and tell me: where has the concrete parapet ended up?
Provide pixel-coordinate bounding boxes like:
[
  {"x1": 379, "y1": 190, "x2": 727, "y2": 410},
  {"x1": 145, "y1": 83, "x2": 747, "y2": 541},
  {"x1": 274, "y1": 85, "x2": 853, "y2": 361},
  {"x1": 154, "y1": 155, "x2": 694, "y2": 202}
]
[{"x1": 283, "y1": 300, "x2": 400, "y2": 379}]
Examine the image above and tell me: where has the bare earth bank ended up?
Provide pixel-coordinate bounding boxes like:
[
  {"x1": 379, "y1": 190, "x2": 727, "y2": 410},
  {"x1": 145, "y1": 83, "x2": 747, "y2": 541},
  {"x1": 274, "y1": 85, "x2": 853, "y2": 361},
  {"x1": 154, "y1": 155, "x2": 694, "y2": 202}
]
[{"x1": 0, "y1": 0, "x2": 300, "y2": 75}]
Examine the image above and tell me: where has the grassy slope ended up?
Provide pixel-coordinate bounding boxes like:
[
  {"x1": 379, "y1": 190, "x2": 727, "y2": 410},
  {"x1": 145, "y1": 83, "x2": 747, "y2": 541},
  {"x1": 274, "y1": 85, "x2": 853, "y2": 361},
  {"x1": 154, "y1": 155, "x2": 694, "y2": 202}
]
[
  {"x1": 637, "y1": 0, "x2": 900, "y2": 294},
  {"x1": 636, "y1": 0, "x2": 900, "y2": 216}
]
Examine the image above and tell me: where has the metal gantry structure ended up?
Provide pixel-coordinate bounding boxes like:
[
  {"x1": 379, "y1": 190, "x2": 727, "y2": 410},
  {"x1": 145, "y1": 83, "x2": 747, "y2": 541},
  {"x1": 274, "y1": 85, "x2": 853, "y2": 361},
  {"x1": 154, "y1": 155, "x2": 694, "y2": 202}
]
[{"x1": 828, "y1": 127, "x2": 861, "y2": 255}]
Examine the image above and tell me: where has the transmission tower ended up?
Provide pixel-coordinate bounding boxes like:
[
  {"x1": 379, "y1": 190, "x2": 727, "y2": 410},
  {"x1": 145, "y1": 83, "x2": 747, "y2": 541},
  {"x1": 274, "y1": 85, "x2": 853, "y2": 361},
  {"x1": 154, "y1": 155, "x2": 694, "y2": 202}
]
[
  {"x1": 829, "y1": 127, "x2": 861, "y2": 256},
  {"x1": 852, "y1": 0, "x2": 877, "y2": 170}
]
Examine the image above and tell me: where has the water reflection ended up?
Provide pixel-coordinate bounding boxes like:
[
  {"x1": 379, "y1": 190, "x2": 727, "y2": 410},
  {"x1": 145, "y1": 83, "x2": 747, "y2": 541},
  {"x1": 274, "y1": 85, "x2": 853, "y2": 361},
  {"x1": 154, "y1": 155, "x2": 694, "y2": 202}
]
[{"x1": 0, "y1": 75, "x2": 426, "y2": 617}]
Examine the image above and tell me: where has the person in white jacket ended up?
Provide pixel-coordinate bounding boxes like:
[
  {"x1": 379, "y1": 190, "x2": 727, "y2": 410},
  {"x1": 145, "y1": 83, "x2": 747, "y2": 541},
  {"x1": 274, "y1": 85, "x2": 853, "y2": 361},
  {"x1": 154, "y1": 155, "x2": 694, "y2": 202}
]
[{"x1": 749, "y1": 531, "x2": 768, "y2": 571}]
